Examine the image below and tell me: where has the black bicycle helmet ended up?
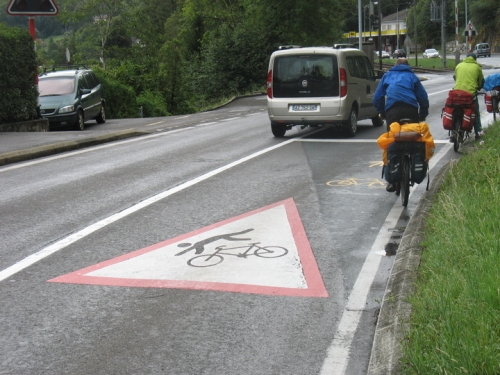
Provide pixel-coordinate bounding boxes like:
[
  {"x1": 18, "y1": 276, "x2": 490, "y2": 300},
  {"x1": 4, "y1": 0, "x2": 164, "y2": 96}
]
[{"x1": 467, "y1": 52, "x2": 477, "y2": 60}]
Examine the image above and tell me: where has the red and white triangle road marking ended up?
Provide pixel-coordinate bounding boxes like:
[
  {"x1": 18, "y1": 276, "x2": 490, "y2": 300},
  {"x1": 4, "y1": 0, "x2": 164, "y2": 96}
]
[{"x1": 49, "y1": 198, "x2": 328, "y2": 297}]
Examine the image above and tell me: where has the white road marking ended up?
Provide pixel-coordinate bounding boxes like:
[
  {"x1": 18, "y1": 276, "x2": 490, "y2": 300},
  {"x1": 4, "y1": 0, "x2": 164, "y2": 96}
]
[
  {"x1": 298, "y1": 139, "x2": 377, "y2": 143},
  {"x1": 195, "y1": 122, "x2": 217, "y2": 127},
  {"x1": 146, "y1": 121, "x2": 165, "y2": 126},
  {"x1": 49, "y1": 198, "x2": 328, "y2": 297},
  {"x1": 0, "y1": 128, "x2": 190, "y2": 173},
  {"x1": 296, "y1": 139, "x2": 451, "y2": 144},
  {"x1": 319, "y1": 142, "x2": 452, "y2": 375},
  {"x1": 428, "y1": 89, "x2": 454, "y2": 96}
]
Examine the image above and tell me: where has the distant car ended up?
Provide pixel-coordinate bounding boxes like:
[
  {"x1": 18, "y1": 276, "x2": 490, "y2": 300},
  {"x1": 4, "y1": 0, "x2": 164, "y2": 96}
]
[
  {"x1": 473, "y1": 43, "x2": 491, "y2": 58},
  {"x1": 423, "y1": 49, "x2": 440, "y2": 58},
  {"x1": 392, "y1": 49, "x2": 406, "y2": 58},
  {"x1": 375, "y1": 50, "x2": 390, "y2": 59},
  {"x1": 38, "y1": 67, "x2": 106, "y2": 131}
]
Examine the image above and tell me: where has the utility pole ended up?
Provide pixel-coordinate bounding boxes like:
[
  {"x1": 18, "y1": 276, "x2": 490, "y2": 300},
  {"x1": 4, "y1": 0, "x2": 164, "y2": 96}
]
[
  {"x1": 454, "y1": 0, "x2": 460, "y2": 65},
  {"x1": 378, "y1": 0, "x2": 382, "y2": 70},
  {"x1": 441, "y1": 0, "x2": 446, "y2": 68},
  {"x1": 414, "y1": 1, "x2": 418, "y2": 65},
  {"x1": 396, "y1": 6, "x2": 399, "y2": 50},
  {"x1": 358, "y1": 0, "x2": 363, "y2": 49}
]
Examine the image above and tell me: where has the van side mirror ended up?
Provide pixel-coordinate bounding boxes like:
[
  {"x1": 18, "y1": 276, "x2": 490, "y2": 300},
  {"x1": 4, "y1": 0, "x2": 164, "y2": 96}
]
[
  {"x1": 80, "y1": 88, "x2": 91, "y2": 95},
  {"x1": 375, "y1": 70, "x2": 385, "y2": 79}
]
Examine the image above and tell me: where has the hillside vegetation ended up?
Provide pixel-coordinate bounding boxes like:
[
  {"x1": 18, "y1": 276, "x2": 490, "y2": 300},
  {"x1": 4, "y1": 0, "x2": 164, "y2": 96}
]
[{"x1": 0, "y1": 0, "x2": 496, "y2": 118}]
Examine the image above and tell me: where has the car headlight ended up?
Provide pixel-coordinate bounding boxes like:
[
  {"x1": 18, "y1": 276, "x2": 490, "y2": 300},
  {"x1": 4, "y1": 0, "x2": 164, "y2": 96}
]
[{"x1": 58, "y1": 105, "x2": 75, "y2": 114}]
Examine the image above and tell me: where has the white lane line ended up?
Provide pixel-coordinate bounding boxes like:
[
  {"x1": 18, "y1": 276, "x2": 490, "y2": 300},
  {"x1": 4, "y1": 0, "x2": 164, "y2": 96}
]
[
  {"x1": 146, "y1": 121, "x2": 165, "y2": 126},
  {"x1": 0, "y1": 136, "x2": 308, "y2": 282},
  {"x1": 221, "y1": 117, "x2": 241, "y2": 122},
  {"x1": 0, "y1": 128, "x2": 191, "y2": 173},
  {"x1": 428, "y1": 89, "x2": 453, "y2": 96},
  {"x1": 195, "y1": 122, "x2": 217, "y2": 127},
  {"x1": 298, "y1": 139, "x2": 377, "y2": 143},
  {"x1": 297, "y1": 139, "x2": 451, "y2": 144},
  {"x1": 320, "y1": 143, "x2": 452, "y2": 375}
]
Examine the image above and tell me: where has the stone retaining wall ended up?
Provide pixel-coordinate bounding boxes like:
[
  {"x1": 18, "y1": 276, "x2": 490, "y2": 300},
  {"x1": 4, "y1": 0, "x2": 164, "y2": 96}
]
[{"x1": 0, "y1": 119, "x2": 49, "y2": 132}]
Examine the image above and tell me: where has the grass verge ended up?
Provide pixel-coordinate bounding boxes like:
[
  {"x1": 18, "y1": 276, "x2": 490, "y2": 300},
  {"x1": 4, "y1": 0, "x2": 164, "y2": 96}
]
[
  {"x1": 401, "y1": 123, "x2": 500, "y2": 373},
  {"x1": 375, "y1": 57, "x2": 456, "y2": 70}
]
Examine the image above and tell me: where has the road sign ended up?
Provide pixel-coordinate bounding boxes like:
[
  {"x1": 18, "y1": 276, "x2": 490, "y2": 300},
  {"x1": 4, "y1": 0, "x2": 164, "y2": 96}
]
[
  {"x1": 6, "y1": 0, "x2": 58, "y2": 16},
  {"x1": 49, "y1": 198, "x2": 328, "y2": 297}
]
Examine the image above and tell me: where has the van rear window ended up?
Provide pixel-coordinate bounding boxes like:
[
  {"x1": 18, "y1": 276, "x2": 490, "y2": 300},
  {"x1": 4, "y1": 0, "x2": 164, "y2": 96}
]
[{"x1": 272, "y1": 55, "x2": 339, "y2": 98}]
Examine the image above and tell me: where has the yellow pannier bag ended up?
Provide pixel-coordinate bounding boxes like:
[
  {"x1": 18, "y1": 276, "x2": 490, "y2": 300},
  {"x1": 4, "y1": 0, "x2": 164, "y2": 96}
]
[{"x1": 377, "y1": 121, "x2": 435, "y2": 165}]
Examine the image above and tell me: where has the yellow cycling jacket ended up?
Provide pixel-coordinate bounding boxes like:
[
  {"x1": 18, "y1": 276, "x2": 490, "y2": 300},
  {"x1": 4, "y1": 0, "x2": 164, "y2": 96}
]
[{"x1": 377, "y1": 121, "x2": 435, "y2": 164}]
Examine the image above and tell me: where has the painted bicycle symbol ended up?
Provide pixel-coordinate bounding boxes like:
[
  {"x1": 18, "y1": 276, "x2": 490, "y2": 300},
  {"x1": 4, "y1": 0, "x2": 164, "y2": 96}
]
[
  {"x1": 186, "y1": 242, "x2": 288, "y2": 267},
  {"x1": 326, "y1": 177, "x2": 385, "y2": 188},
  {"x1": 175, "y1": 229, "x2": 288, "y2": 268}
]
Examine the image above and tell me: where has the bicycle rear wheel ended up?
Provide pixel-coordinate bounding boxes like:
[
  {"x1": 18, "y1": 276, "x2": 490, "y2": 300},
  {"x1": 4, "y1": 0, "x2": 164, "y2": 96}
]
[
  {"x1": 493, "y1": 96, "x2": 499, "y2": 122},
  {"x1": 452, "y1": 109, "x2": 463, "y2": 152},
  {"x1": 400, "y1": 155, "x2": 410, "y2": 207}
]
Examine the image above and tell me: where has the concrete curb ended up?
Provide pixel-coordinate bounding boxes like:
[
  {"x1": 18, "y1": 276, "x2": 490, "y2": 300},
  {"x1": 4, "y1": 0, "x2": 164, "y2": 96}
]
[
  {"x1": 367, "y1": 162, "x2": 451, "y2": 374},
  {"x1": 0, "y1": 129, "x2": 149, "y2": 167}
]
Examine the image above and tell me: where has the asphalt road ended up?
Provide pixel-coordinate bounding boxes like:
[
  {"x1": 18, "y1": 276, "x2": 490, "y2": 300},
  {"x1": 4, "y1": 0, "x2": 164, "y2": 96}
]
[{"x1": 0, "y1": 62, "x2": 498, "y2": 374}]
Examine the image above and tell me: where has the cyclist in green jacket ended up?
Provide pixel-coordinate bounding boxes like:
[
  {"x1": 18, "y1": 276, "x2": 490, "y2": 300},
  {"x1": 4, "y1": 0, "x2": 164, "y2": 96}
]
[{"x1": 453, "y1": 52, "x2": 485, "y2": 138}]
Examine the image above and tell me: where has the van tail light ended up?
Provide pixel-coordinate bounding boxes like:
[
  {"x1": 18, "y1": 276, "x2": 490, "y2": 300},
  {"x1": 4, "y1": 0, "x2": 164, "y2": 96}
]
[
  {"x1": 267, "y1": 70, "x2": 273, "y2": 98},
  {"x1": 340, "y1": 68, "x2": 347, "y2": 97}
]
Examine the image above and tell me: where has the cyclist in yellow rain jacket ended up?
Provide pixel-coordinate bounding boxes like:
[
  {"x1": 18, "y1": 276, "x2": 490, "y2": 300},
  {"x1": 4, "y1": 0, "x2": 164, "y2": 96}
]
[{"x1": 377, "y1": 121, "x2": 435, "y2": 192}]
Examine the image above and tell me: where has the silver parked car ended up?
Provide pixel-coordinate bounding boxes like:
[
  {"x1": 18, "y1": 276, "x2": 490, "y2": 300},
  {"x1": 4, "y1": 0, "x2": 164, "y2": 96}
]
[
  {"x1": 375, "y1": 50, "x2": 391, "y2": 59},
  {"x1": 266, "y1": 46, "x2": 383, "y2": 137},
  {"x1": 422, "y1": 48, "x2": 440, "y2": 58}
]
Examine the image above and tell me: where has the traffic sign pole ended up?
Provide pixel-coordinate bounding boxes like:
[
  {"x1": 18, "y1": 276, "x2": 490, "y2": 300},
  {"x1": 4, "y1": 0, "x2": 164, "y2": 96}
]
[
  {"x1": 5, "y1": 0, "x2": 58, "y2": 118},
  {"x1": 28, "y1": 17, "x2": 35, "y2": 40}
]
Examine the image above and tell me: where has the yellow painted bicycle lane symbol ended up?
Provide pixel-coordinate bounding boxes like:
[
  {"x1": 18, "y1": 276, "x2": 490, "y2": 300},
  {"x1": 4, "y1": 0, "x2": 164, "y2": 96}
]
[{"x1": 326, "y1": 161, "x2": 385, "y2": 188}]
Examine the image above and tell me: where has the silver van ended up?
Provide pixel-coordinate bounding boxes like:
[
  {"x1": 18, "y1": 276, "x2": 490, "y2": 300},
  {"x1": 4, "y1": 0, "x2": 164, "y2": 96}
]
[
  {"x1": 266, "y1": 46, "x2": 383, "y2": 137},
  {"x1": 473, "y1": 43, "x2": 491, "y2": 58}
]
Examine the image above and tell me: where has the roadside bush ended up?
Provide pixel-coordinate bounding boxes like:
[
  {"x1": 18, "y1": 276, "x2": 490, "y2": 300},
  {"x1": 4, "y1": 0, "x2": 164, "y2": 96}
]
[
  {"x1": 92, "y1": 67, "x2": 138, "y2": 119},
  {"x1": 0, "y1": 24, "x2": 38, "y2": 124},
  {"x1": 137, "y1": 91, "x2": 170, "y2": 118}
]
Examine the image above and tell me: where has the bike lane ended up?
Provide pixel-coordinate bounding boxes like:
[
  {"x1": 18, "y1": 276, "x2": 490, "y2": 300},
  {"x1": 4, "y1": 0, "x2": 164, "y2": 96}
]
[{"x1": 0, "y1": 124, "x2": 454, "y2": 375}]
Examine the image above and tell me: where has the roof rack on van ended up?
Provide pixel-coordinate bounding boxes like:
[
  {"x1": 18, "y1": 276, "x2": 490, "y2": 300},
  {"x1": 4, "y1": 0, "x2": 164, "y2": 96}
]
[
  {"x1": 333, "y1": 43, "x2": 356, "y2": 49},
  {"x1": 278, "y1": 45, "x2": 302, "y2": 50},
  {"x1": 40, "y1": 65, "x2": 89, "y2": 74}
]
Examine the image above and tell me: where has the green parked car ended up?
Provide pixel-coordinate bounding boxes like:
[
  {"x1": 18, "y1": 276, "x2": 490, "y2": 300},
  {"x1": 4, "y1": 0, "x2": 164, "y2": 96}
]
[{"x1": 38, "y1": 67, "x2": 106, "y2": 131}]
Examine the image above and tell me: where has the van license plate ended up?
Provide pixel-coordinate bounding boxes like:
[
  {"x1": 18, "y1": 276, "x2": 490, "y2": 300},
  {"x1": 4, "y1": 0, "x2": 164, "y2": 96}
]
[{"x1": 292, "y1": 104, "x2": 317, "y2": 111}]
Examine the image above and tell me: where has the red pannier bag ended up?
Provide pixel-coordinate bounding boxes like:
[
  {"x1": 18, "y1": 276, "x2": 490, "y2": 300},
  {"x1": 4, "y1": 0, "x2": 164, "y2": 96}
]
[
  {"x1": 485, "y1": 87, "x2": 500, "y2": 113},
  {"x1": 442, "y1": 90, "x2": 475, "y2": 131},
  {"x1": 462, "y1": 106, "x2": 475, "y2": 131},
  {"x1": 485, "y1": 92, "x2": 493, "y2": 112},
  {"x1": 441, "y1": 106, "x2": 453, "y2": 130}
]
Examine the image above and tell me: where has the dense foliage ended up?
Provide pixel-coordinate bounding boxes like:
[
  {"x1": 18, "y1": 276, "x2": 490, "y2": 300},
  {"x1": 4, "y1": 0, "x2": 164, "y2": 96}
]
[
  {"x1": 0, "y1": 24, "x2": 38, "y2": 124},
  {"x1": 0, "y1": 0, "x2": 495, "y2": 119}
]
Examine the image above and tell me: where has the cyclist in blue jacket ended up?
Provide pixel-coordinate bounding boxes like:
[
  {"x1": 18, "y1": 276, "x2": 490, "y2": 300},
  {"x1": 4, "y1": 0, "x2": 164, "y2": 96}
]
[
  {"x1": 373, "y1": 58, "x2": 429, "y2": 126},
  {"x1": 373, "y1": 58, "x2": 430, "y2": 192}
]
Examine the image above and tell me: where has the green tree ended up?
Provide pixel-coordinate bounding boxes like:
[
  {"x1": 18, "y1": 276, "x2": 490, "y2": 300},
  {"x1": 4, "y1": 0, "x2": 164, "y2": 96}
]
[{"x1": 58, "y1": 0, "x2": 126, "y2": 69}]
